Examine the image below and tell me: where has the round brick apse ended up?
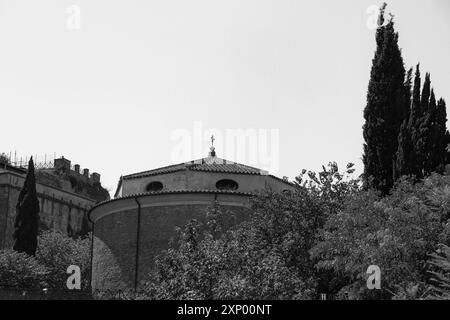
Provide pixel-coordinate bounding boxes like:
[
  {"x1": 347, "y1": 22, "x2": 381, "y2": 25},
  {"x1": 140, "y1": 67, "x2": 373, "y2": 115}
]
[
  {"x1": 89, "y1": 154, "x2": 295, "y2": 292},
  {"x1": 89, "y1": 191, "x2": 253, "y2": 292}
]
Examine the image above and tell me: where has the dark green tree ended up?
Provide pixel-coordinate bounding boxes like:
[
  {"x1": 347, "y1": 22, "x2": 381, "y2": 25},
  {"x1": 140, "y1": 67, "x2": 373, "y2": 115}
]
[
  {"x1": 421, "y1": 88, "x2": 436, "y2": 176},
  {"x1": 408, "y1": 65, "x2": 424, "y2": 178},
  {"x1": 395, "y1": 121, "x2": 413, "y2": 179},
  {"x1": 420, "y1": 73, "x2": 431, "y2": 112},
  {"x1": 408, "y1": 70, "x2": 448, "y2": 177},
  {"x1": 414, "y1": 73, "x2": 432, "y2": 176},
  {"x1": 431, "y1": 98, "x2": 448, "y2": 173},
  {"x1": 409, "y1": 64, "x2": 422, "y2": 125},
  {"x1": 446, "y1": 130, "x2": 450, "y2": 165},
  {"x1": 13, "y1": 157, "x2": 40, "y2": 256},
  {"x1": 394, "y1": 67, "x2": 413, "y2": 179},
  {"x1": 363, "y1": 4, "x2": 407, "y2": 194}
]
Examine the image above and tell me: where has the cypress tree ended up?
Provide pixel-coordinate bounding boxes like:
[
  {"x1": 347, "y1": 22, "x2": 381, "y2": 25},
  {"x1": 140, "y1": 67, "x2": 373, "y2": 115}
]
[
  {"x1": 433, "y1": 98, "x2": 448, "y2": 173},
  {"x1": 446, "y1": 130, "x2": 450, "y2": 165},
  {"x1": 409, "y1": 65, "x2": 424, "y2": 178},
  {"x1": 13, "y1": 157, "x2": 40, "y2": 256},
  {"x1": 363, "y1": 4, "x2": 406, "y2": 194},
  {"x1": 395, "y1": 121, "x2": 413, "y2": 179},
  {"x1": 422, "y1": 89, "x2": 437, "y2": 175},
  {"x1": 414, "y1": 73, "x2": 432, "y2": 178},
  {"x1": 407, "y1": 68, "x2": 448, "y2": 177},
  {"x1": 403, "y1": 67, "x2": 413, "y2": 119},
  {"x1": 421, "y1": 73, "x2": 431, "y2": 113},
  {"x1": 394, "y1": 68, "x2": 413, "y2": 178},
  {"x1": 409, "y1": 64, "x2": 422, "y2": 127}
]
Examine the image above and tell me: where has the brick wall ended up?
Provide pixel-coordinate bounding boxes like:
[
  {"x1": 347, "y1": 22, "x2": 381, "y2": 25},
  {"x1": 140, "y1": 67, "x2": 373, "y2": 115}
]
[
  {"x1": 0, "y1": 185, "x2": 10, "y2": 249},
  {"x1": 91, "y1": 194, "x2": 251, "y2": 292},
  {"x1": 92, "y1": 209, "x2": 138, "y2": 291}
]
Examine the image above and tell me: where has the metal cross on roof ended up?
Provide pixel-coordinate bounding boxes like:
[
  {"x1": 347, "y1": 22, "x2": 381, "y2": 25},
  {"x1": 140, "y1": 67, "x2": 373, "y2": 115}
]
[{"x1": 211, "y1": 135, "x2": 215, "y2": 147}]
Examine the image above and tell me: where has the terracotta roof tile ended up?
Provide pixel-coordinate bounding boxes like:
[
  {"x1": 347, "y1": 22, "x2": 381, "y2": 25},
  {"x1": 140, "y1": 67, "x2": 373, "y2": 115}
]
[{"x1": 123, "y1": 157, "x2": 267, "y2": 180}]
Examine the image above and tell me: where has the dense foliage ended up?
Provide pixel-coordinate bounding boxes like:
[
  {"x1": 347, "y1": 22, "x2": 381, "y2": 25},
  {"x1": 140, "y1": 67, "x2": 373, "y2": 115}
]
[
  {"x1": 427, "y1": 244, "x2": 450, "y2": 299},
  {"x1": 4, "y1": 165, "x2": 448, "y2": 300},
  {"x1": 0, "y1": 231, "x2": 91, "y2": 294},
  {"x1": 313, "y1": 174, "x2": 450, "y2": 299},
  {"x1": 140, "y1": 165, "x2": 450, "y2": 300},
  {"x1": 36, "y1": 230, "x2": 91, "y2": 290},
  {"x1": 0, "y1": 250, "x2": 49, "y2": 289},
  {"x1": 404, "y1": 68, "x2": 448, "y2": 180},
  {"x1": 140, "y1": 164, "x2": 358, "y2": 299}
]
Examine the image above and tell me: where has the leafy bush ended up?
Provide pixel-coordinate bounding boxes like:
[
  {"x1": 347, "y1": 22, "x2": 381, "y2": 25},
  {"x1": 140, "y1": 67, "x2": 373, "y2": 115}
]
[
  {"x1": 36, "y1": 230, "x2": 91, "y2": 290},
  {"x1": 0, "y1": 230, "x2": 91, "y2": 295},
  {"x1": 0, "y1": 249, "x2": 49, "y2": 289},
  {"x1": 426, "y1": 244, "x2": 450, "y2": 299},
  {"x1": 104, "y1": 165, "x2": 450, "y2": 300},
  {"x1": 312, "y1": 174, "x2": 450, "y2": 299},
  {"x1": 140, "y1": 163, "x2": 360, "y2": 300},
  {"x1": 143, "y1": 189, "x2": 328, "y2": 299}
]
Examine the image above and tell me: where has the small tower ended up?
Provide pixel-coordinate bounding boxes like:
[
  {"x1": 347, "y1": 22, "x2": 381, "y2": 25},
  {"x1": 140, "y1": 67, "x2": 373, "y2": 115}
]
[{"x1": 54, "y1": 156, "x2": 71, "y2": 172}]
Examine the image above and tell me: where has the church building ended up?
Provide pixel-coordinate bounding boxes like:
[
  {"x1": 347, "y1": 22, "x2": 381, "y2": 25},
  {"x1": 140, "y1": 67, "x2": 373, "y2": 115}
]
[{"x1": 89, "y1": 144, "x2": 294, "y2": 291}]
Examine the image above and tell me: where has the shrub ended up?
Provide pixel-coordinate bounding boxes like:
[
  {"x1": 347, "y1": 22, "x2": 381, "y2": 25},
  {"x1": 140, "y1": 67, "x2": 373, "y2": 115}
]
[
  {"x1": 426, "y1": 244, "x2": 450, "y2": 299},
  {"x1": 36, "y1": 230, "x2": 91, "y2": 290},
  {"x1": 312, "y1": 174, "x2": 450, "y2": 299},
  {"x1": 140, "y1": 163, "x2": 360, "y2": 300},
  {"x1": 142, "y1": 189, "x2": 326, "y2": 299},
  {"x1": 0, "y1": 249, "x2": 49, "y2": 289}
]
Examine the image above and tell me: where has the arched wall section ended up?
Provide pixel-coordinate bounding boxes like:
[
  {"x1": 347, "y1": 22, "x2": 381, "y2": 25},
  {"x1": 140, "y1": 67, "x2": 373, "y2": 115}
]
[
  {"x1": 121, "y1": 171, "x2": 293, "y2": 196},
  {"x1": 90, "y1": 192, "x2": 252, "y2": 291}
]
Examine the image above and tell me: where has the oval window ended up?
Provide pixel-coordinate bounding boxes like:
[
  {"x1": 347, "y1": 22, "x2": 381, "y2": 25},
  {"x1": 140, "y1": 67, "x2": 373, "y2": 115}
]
[
  {"x1": 216, "y1": 179, "x2": 239, "y2": 191},
  {"x1": 146, "y1": 181, "x2": 163, "y2": 192}
]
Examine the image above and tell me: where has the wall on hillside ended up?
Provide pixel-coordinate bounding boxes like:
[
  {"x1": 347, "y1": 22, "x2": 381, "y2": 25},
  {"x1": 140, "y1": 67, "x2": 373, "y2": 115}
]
[{"x1": 0, "y1": 171, "x2": 95, "y2": 249}]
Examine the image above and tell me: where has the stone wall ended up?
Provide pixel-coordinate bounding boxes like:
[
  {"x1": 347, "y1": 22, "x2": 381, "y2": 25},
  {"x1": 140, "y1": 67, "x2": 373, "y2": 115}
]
[{"x1": 0, "y1": 170, "x2": 96, "y2": 249}]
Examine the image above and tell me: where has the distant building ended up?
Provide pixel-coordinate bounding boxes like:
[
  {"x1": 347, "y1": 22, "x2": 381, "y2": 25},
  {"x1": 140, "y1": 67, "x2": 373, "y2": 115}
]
[
  {"x1": 0, "y1": 157, "x2": 109, "y2": 249},
  {"x1": 89, "y1": 146, "x2": 294, "y2": 291}
]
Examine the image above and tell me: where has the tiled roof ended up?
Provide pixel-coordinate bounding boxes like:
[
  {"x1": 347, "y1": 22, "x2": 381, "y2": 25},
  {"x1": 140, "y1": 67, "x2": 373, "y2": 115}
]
[{"x1": 123, "y1": 157, "x2": 267, "y2": 180}]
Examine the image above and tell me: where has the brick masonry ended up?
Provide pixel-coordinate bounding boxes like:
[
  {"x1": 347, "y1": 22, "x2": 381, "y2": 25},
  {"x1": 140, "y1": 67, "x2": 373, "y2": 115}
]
[{"x1": 90, "y1": 193, "x2": 252, "y2": 291}]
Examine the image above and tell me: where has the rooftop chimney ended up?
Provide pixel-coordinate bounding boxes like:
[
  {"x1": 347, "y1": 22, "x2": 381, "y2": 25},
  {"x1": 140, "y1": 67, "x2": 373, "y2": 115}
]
[
  {"x1": 91, "y1": 172, "x2": 101, "y2": 183},
  {"x1": 54, "y1": 157, "x2": 71, "y2": 171}
]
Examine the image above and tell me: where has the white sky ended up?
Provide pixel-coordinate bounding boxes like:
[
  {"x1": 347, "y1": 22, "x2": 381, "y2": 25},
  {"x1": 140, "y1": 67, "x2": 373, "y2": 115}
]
[{"x1": 1, "y1": 0, "x2": 449, "y2": 195}]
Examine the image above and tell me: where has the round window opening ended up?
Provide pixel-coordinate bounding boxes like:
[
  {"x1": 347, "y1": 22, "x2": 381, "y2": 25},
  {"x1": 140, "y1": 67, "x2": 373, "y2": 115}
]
[
  {"x1": 146, "y1": 181, "x2": 163, "y2": 192},
  {"x1": 216, "y1": 179, "x2": 239, "y2": 191}
]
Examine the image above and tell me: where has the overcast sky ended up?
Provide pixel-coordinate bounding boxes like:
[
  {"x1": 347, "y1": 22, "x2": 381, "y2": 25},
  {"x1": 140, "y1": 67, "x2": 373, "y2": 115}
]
[{"x1": 1, "y1": 0, "x2": 449, "y2": 194}]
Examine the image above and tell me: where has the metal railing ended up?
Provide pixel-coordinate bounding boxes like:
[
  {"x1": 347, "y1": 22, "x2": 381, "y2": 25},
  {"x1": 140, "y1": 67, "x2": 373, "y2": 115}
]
[{"x1": 0, "y1": 152, "x2": 56, "y2": 170}]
